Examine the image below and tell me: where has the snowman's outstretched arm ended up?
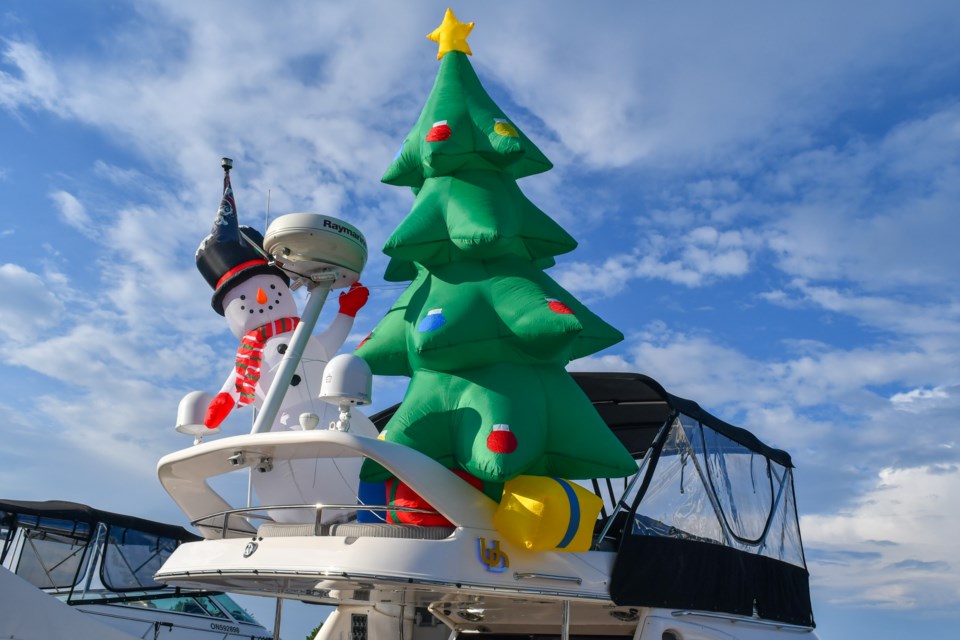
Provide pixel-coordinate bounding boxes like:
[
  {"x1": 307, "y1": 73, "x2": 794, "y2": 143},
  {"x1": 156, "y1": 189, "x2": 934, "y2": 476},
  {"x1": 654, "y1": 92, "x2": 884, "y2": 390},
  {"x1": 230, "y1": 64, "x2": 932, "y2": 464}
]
[
  {"x1": 204, "y1": 376, "x2": 241, "y2": 429},
  {"x1": 314, "y1": 282, "x2": 369, "y2": 356}
]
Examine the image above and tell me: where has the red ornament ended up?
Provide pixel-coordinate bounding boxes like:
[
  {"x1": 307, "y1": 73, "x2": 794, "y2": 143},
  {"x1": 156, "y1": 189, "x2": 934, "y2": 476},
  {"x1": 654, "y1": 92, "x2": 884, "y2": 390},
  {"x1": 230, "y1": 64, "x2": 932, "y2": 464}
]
[
  {"x1": 426, "y1": 120, "x2": 451, "y2": 142},
  {"x1": 547, "y1": 298, "x2": 574, "y2": 314},
  {"x1": 486, "y1": 424, "x2": 518, "y2": 453}
]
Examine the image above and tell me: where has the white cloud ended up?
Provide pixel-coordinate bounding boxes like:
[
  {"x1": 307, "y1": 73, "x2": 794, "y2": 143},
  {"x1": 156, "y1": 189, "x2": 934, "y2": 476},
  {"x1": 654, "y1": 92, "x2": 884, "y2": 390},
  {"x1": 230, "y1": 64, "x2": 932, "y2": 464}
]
[
  {"x1": 480, "y1": 2, "x2": 960, "y2": 170},
  {"x1": 764, "y1": 280, "x2": 960, "y2": 340},
  {"x1": 803, "y1": 464, "x2": 960, "y2": 611},
  {"x1": 890, "y1": 385, "x2": 955, "y2": 412},
  {"x1": 542, "y1": 98, "x2": 960, "y2": 329},
  {"x1": 568, "y1": 353, "x2": 633, "y2": 373},
  {"x1": 555, "y1": 225, "x2": 751, "y2": 297},
  {"x1": 100, "y1": 203, "x2": 216, "y2": 329},
  {"x1": 687, "y1": 178, "x2": 741, "y2": 202},
  {"x1": 93, "y1": 160, "x2": 144, "y2": 186},
  {"x1": 0, "y1": 263, "x2": 65, "y2": 342},
  {"x1": 581, "y1": 321, "x2": 960, "y2": 463},
  {"x1": 0, "y1": 40, "x2": 61, "y2": 114},
  {"x1": 765, "y1": 105, "x2": 960, "y2": 294},
  {"x1": 10, "y1": 324, "x2": 158, "y2": 387},
  {"x1": 625, "y1": 328, "x2": 783, "y2": 407},
  {"x1": 49, "y1": 190, "x2": 92, "y2": 230}
]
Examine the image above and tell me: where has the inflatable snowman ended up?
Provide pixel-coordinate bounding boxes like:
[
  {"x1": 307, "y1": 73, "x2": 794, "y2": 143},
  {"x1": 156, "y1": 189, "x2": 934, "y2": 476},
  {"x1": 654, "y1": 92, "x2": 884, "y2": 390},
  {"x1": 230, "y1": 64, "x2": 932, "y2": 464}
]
[
  {"x1": 202, "y1": 264, "x2": 370, "y2": 433},
  {"x1": 182, "y1": 159, "x2": 377, "y2": 523}
]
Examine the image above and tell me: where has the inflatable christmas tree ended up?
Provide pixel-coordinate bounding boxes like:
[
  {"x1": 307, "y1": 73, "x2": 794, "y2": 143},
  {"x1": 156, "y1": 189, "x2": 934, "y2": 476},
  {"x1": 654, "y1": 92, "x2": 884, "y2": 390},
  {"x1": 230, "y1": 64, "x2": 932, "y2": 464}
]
[{"x1": 357, "y1": 9, "x2": 636, "y2": 550}]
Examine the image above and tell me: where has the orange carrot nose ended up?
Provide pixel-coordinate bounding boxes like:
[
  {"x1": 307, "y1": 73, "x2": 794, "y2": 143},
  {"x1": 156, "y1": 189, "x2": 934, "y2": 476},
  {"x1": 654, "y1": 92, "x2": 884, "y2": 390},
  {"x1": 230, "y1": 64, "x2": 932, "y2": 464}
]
[{"x1": 256, "y1": 287, "x2": 268, "y2": 304}]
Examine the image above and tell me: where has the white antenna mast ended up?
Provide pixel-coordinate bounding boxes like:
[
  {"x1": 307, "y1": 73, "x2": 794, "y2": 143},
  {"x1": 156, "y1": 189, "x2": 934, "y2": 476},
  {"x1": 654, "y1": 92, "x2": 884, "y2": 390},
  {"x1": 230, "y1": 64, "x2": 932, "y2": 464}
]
[
  {"x1": 250, "y1": 187, "x2": 270, "y2": 509},
  {"x1": 265, "y1": 188, "x2": 271, "y2": 231}
]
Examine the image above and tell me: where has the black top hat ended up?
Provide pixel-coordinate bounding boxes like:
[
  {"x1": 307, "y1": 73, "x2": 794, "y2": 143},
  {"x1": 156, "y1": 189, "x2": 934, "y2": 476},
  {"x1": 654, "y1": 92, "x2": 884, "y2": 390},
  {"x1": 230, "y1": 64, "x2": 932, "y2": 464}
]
[{"x1": 195, "y1": 159, "x2": 289, "y2": 315}]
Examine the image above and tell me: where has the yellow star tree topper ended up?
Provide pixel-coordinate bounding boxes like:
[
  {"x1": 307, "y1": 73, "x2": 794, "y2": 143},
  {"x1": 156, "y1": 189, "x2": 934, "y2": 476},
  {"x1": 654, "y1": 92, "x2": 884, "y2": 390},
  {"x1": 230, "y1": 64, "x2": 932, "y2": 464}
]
[{"x1": 427, "y1": 8, "x2": 474, "y2": 59}]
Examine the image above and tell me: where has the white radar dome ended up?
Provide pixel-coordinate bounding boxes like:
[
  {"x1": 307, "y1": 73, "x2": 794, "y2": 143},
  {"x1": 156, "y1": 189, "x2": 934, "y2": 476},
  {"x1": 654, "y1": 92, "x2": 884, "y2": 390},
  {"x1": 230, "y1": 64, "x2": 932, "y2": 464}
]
[
  {"x1": 319, "y1": 354, "x2": 372, "y2": 406},
  {"x1": 264, "y1": 213, "x2": 367, "y2": 289}
]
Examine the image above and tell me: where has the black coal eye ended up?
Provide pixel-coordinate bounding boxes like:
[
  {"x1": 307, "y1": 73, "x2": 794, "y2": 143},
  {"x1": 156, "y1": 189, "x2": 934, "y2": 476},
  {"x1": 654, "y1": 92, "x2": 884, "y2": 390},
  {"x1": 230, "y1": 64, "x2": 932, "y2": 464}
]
[
  {"x1": 240, "y1": 295, "x2": 246, "y2": 300},
  {"x1": 270, "y1": 284, "x2": 276, "y2": 289}
]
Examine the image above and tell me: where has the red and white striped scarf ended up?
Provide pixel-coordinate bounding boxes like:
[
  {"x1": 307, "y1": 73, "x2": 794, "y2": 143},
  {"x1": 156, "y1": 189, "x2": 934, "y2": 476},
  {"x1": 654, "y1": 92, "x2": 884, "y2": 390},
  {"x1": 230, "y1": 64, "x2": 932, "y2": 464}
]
[{"x1": 235, "y1": 317, "x2": 300, "y2": 406}]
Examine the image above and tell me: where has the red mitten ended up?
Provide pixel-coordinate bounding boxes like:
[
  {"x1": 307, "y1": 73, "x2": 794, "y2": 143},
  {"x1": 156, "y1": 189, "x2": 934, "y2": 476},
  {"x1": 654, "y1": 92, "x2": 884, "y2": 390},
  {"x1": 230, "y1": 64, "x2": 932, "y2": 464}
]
[
  {"x1": 205, "y1": 392, "x2": 236, "y2": 429},
  {"x1": 338, "y1": 282, "x2": 369, "y2": 317}
]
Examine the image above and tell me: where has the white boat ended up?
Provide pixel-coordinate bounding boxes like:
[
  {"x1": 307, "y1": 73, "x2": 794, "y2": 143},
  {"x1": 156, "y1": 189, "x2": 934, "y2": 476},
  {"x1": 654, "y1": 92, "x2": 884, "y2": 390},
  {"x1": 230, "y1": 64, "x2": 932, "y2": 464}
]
[
  {"x1": 0, "y1": 499, "x2": 272, "y2": 640},
  {"x1": 154, "y1": 371, "x2": 818, "y2": 639},
  {"x1": 152, "y1": 211, "x2": 819, "y2": 640}
]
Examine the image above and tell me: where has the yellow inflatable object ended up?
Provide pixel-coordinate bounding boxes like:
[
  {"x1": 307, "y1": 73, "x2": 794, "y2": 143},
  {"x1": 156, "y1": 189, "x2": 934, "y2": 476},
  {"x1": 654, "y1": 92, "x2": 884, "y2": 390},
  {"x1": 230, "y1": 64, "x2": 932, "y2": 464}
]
[{"x1": 493, "y1": 475, "x2": 603, "y2": 552}]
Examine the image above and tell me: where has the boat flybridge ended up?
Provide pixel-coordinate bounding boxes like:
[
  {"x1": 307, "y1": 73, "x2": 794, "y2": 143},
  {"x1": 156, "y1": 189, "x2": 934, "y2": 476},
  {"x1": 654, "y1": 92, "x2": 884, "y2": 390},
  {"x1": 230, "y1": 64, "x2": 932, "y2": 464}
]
[
  {"x1": 155, "y1": 214, "x2": 818, "y2": 640},
  {"x1": 0, "y1": 499, "x2": 271, "y2": 640}
]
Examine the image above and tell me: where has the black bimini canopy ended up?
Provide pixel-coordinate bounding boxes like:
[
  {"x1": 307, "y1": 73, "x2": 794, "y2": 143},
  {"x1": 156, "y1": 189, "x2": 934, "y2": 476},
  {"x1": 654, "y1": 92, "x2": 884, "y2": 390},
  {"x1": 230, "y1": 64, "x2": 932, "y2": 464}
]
[
  {"x1": 0, "y1": 499, "x2": 200, "y2": 543},
  {"x1": 371, "y1": 371, "x2": 792, "y2": 467}
]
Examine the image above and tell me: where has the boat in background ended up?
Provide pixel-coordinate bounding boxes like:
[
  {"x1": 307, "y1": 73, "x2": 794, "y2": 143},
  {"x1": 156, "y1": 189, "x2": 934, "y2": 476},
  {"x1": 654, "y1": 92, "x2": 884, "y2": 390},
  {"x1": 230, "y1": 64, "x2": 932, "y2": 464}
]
[{"x1": 0, "y1": 499, "x2": 272, "y2": 640}]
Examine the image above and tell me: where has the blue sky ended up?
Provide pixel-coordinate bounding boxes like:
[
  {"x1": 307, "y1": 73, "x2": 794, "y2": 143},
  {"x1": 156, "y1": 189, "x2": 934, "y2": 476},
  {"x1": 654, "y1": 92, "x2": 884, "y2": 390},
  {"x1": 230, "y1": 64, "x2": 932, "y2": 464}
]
[{"x1": 2, "y1": 1, "x2": 959, "y2": 638}]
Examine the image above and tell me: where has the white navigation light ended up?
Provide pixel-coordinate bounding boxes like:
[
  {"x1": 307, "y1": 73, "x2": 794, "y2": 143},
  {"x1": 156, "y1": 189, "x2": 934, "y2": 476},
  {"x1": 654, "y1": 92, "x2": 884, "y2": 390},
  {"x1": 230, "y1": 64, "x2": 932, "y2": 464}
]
[{"x1": 263, "y1": 213, "x2": 367, "y2": 289}]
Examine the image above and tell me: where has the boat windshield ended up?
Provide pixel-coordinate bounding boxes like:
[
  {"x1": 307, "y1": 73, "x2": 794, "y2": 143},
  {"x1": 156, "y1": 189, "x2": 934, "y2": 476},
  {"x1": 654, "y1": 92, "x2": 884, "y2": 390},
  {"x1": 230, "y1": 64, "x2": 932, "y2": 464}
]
[
  {"x1": 212, "y1": 593, "x2": 261, "y2": 624},
  {"x1": 633, "y1": 412, "x2": 805, "y2": 566},
  {"x1": 2, "y1": 514, "x2": 92, "y2": 589},
  {"x1": 102, "y1": 524, "x2": 179, "y2": 591},
  {"x1": 124, "y1": 593, "x2": 229, "y2": 618}
]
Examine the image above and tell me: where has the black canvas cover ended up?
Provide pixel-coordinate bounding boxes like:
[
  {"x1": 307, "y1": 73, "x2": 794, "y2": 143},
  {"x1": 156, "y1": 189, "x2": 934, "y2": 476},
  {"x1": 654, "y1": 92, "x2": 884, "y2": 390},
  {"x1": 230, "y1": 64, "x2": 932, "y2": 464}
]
[
  {"x1": 0, "y1": 499, "x2": 199, "y2": 542},
  {"x1": 610, "y1": 535, "x2": 814, "y2": 626}
]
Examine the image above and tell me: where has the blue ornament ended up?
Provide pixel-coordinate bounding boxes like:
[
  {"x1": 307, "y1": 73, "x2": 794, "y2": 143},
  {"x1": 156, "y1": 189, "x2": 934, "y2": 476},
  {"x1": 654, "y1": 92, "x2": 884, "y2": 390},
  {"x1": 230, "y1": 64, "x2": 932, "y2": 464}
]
[{"x1": 418, "y1": 308, "x2": 446, "y2": 332}]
